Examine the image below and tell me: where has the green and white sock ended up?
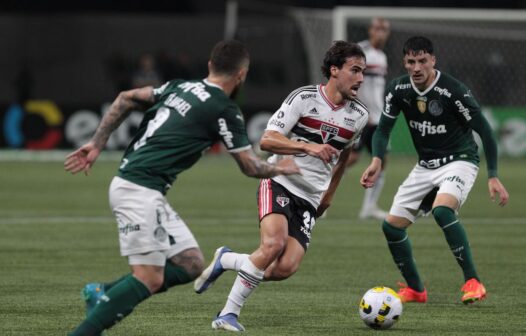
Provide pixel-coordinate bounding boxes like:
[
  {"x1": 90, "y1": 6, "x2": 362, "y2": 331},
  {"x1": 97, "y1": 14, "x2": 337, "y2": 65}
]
[
  {"x1": 432, "y1": 206, "x2": 479, "y2": 281},
  {"x1": 382, "y1": 220, "x2": 425, "y2": 292}
]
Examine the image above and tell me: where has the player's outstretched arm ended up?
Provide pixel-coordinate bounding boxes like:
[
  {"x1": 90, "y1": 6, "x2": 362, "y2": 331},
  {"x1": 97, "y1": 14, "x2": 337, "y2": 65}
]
[
  {"x1": 260, "y1": 130, "x2": 338, "y2": 164},
  {"x1": 90, "y1": 87, "x2": 155, "y2": 150},
  {"x1": 488, "y1": 177, "x2": 509, "y2": 207},
  {"x1": 64, "y1": 86, "x2": 155, "y2": 175},
  {"x1": 231, "y1": 149, "x2": 300, "y2": 178},
  {"x1": 317, "y1": 147, "x2": 353, "y2": 218}
]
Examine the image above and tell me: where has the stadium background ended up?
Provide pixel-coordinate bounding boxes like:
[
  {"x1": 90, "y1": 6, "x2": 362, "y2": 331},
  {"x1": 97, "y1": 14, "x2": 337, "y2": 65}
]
[
  {"x1": 1, "y1": 0, "x2": 526, "y2": 155},
  {"x1": 1, "y1": 1, "x2": 525, "y2": 335}
]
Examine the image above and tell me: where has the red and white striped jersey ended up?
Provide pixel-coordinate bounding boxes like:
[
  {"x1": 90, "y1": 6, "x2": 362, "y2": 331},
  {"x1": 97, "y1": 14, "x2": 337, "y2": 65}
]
[
  {"x1": 265, "y1": 84, "x2": 369, "y2": 208},
  {"x1": 357, "y1": 40, "x2": 388, "y2": 124}
]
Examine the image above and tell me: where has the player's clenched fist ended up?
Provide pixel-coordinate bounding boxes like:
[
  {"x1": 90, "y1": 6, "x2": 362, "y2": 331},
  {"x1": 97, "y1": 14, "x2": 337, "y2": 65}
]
[{"x1": 304, "y1": 143, "x2": 339, "y2": 163}]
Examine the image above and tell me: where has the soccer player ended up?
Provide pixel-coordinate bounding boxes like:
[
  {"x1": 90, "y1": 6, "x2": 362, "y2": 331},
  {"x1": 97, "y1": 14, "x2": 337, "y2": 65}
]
[
  {"x1": 360, "y1": 36, "x2": 509, "y2": 304},
  {"x1": 64, "y1": 40, "x2": 299, "y2": 336},
  {"x1": 346, "y1": 17, "x2": 391, "y2": 220},
  {"x1": 194, "y1": 41, "x2": 369, "y2": 331}
]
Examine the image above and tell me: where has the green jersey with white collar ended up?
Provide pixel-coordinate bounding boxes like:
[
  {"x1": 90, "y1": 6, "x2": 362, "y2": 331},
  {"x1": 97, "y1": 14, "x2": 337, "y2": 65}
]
[{"x1": 374, "y1": 70, "x2": 498, "y2": 177}]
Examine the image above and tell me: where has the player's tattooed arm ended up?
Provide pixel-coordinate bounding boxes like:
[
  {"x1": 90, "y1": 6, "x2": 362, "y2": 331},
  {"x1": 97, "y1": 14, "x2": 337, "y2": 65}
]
[
  {"x1": 91, "y1": 86, "x2": 155, "y2": 149},
  {"x1": 65, "y1": 87, "x2": 155, "y2": 175},
  {"x1": 231, "y1": 150, "x2": 300, "y2": 178}
]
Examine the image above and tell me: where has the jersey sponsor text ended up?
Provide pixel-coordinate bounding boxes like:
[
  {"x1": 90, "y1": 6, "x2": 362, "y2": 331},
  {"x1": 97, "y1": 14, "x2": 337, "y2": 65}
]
[
  {"x1": 455, "y1": 100, "x2": 472, "y2": 121},
  {"x1": 434, "y1": 86, "x2": 452, "y2": 98},
  {"x1": 409, "y1": 120, "x2": 447, "y2": 136},
  {"x1": 177, "y1": 82, "x2": 211, "y2": 102},
  {"x1": 395, "y1": 83, "x2": 411, "y2": 90},
  {"x1": 269, "y1": 118, "x2": 285, "y2": 128},
  {"x1": 218, "y1": 118, "x2": 234, "y2": 148}
]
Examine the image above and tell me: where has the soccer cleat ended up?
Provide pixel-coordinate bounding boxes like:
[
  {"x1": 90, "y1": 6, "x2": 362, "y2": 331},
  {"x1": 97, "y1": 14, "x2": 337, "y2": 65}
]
[
  {"x1": 194, "y1": 246, "x2": 232, "y2": 294},
  {"x1": 461, "y1": 278, "x2": 486, "y2": 304},
  {"x1": 82, "y1": 283, "x2": 105, "y2": 316},
  {"x1": 397, "y1": 282, "x2": 427, "y2": 303},
  {"x1": 212, "y1": 313, "x2": 245, "y2": 332}
]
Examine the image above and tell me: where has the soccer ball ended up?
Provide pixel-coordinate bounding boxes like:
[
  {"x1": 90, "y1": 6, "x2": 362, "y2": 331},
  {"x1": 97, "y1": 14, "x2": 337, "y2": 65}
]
[{"x1": 358, "y1": 286, "x2": 403, "y2": 330}]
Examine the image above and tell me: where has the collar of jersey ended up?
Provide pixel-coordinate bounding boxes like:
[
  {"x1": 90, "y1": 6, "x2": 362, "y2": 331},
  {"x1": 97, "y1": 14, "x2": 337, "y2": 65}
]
[
  {"x1": 410, "y1": 70, "x2": 441, "y2": 96},
  {"x1": 319, "y1": 84, "x2": 346, "y2": 111},
  {"x1": 203, "y1": 78, "x2": 223, "y2": 90}
]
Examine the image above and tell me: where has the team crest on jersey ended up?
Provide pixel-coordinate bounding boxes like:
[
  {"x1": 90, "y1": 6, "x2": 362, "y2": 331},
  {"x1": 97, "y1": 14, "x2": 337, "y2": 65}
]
[
  {"x1": 416, "y1": 96, "x2": 428, "y2": 113},
  {"x1": 320, "y1": 123, "x2": 339, "y2": 143},
  {"x1": 276, "y1": 195, "x2": 290, "y2": 207},
  {"x1": 428, "y1": 100, "x2": 443, "y2": 116}
]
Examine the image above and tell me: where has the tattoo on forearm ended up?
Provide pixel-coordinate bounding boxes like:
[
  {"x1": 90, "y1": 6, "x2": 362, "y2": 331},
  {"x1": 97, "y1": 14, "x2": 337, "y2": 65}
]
[
  {"x1": 92, "y1": 102, "x2": 125, "y2": 148},
  {"x1": 246, "y1": 156, "x2": 279, "y2": 178},
  {"x1": 92, "y1": 93, "x2": 140, "y2": 149}
]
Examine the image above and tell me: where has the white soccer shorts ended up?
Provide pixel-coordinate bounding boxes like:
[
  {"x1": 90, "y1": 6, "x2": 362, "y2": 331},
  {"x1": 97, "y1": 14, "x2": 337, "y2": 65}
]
[
  {"x1": 109, "y1": 176, "x2": 199, "y2": 266},
  {"x1": 389, "y1": 160, "x2": 478, "y2": 222}
]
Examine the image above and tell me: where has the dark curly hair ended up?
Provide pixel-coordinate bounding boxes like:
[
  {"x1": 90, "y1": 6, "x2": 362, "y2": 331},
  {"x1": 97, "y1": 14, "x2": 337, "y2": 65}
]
[{"x1": 321, "y1": 41, "x2": 366, "y2": 79}]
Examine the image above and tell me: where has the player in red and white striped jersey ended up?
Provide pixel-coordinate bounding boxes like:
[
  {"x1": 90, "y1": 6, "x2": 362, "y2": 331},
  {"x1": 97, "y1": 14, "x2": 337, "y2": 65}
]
[
  {"x1": 194, "y1": 41, "x2": 369, "y2": 331},
  {"x1": 347, "y1": 17, "x2": 391, "y2": 220}
]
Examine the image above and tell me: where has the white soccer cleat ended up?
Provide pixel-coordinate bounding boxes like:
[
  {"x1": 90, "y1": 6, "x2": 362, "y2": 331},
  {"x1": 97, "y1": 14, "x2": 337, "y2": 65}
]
[
  {"x1": 212, "y1": 313, "x2": 245, "y2": 332},
  {"x1": 194, "y1": 246, "x2": 232, "y2": 294}
]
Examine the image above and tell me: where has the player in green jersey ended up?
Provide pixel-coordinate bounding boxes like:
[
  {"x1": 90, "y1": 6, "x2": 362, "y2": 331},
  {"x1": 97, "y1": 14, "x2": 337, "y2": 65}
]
[
  {"x1": 64, "y1": 40, "x2": 299, "y2": 336},
  {"x1": 360, "y1": 36, "x2": 509, "y2": 304}
]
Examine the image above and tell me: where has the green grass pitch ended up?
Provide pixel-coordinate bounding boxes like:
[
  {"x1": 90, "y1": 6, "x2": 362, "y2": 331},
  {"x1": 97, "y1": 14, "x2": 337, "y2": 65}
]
[{"x1": 0, "y1": 155, "x2": 525, "y2": 335}]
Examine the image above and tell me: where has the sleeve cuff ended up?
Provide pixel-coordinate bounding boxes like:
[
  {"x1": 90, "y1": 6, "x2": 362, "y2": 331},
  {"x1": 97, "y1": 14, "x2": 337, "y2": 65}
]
[
  {"x1": 227, "y1": 144, "x2": 253, "y2": 153},
  {"x1": 488, "y1": 169, "x2": 498, "y2": 178}
]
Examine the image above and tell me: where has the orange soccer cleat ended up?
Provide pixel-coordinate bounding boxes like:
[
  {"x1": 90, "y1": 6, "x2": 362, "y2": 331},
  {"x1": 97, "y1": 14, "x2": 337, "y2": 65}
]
[
  {"x1": 461, "y1": 278, "x2": 486, "y2": 304},
  {"x1": 397, "y1": 282, "x2": 428, "y2": 303}
]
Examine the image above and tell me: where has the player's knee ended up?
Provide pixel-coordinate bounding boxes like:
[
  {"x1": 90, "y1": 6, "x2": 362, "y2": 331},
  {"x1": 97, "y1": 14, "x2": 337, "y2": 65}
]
[
  {"x1": 432, "y1": 206, "x2": 456, "y2": 228},
  {"x1": 382, "y1": 220, "x2": 407, "y2": 241},
  {"x1": 385, "y1": 215, "x2": 411, "y2": 228},
  {"x1": 150, "y1": 276, "x2": 165, "y2": 293},
  {"x1": 261, "y1": 237, "x2": 287, "y2": 258},
  {"x1": 135, "y1": 272, "x2": 164, "y2": 293}
]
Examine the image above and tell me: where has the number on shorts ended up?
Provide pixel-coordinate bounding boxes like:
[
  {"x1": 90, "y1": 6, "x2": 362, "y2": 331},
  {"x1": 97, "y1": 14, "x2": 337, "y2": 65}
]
[{"x1": 303, "y1": 211, "x2": 315, "y2": 230}]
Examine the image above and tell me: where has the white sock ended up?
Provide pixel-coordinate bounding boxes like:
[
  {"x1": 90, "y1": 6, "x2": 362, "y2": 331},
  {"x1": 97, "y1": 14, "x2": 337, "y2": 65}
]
[
  {"x1": 361, "y1": 171, "x2": 385, "y2": 212},
  {"x1": 220, "y1": 252, "x2": 249, "y2": 271},
  {"x1": 370, "y1": 171, "x2": 385, "y2": 207},
  {"x1": 220, "y1": 258, "x2": 264, "y2": 317}
]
